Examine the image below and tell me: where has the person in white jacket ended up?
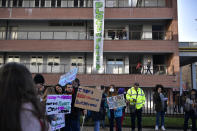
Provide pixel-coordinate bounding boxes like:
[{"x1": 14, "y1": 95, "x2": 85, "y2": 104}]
[{"x1": 0, "y1": 62, "x2": 50, "y2": 131}]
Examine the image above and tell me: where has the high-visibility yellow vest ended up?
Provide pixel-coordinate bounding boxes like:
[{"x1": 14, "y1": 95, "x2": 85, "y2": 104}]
[{"x1": 126, "y1": 87, "x2": 146, "y2": 109}]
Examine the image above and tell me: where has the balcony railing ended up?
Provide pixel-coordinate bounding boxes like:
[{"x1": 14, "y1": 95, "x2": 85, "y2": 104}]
[
  {"x1": 179, "y1": 42, "x2": 197, "y2": 48},
  {"x1": 0, "y1": 0, "x2": 171, "y2": 8},
  {"x1": 0, "y1": 31, "x2": 172, "y2": 40},
  {"x1": 1, "y1": 63, "x2": 172, "y2": 75}
]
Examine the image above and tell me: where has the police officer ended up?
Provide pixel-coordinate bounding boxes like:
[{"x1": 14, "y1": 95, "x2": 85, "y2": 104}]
[{"x1": 126, "y1": 82, "x2": 145, "y2": 131}]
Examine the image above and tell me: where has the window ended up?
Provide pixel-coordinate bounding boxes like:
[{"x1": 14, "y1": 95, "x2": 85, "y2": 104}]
[
  {"x1": 108, "y1": 30, "x2": 116, "y2": 40},
  {"x1": 7, "y1": 56, "x2": 20, "y2": 63},
  {"x1": 13, "y1": 0, "x2": 18, "y2": 7},
  {"x1": 70, "y1": 56, "x2": 84, "y2": 73},
  {"x1": 47, "y1": 56, "x2": 60, "y2": 73},
  {"x1": 57, "y1": 0, "x2": 61, "y2": 7},
  {"x1": 107, "y1": 58, "x2": 124, "y2": 74},
  {"x1": 152, "y1": 25, "x2": 164, "y2": 40},
  {"x1": 35, "y1": 0, "x2": 39, "y2": 7},
  {"x1": 30, "y1": 56, "x2": 43, "y2": 73},
  {"x1": 51, "y1": 0, "x2": 56, "y2": 7},
  {"x1": 41, "y1": 0, "x2": 45, "y2": 7},
  {"x1": 2, "y1": 0, "x2": 6, "y2": 7},
  {"x1": 130, "y1": 25, "x2": 143, "y2": 40},
  {"x1": 18, "y1": 0, "x2": 23, "y2": 7}
]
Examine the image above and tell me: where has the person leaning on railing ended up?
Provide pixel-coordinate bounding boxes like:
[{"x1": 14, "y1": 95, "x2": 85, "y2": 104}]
[{"x1": 126, "y1": 82, "x2": 145, "y2": 131}]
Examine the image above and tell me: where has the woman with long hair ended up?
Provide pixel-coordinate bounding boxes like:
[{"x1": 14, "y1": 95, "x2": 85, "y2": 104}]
[
  {"x1": 153, "y1": 84, "x2": 168, "y2": 131},
  {"x1": 0, "y1": 62, "x2": 49, "y2": 131}
]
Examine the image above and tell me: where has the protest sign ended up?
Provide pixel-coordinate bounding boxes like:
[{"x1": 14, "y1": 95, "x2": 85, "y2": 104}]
[
  {"x1": 74, "y1": 86, "x2": 103, "y2": 112},
  {"x1": 59, "y1": 67, "x2": 78, "y2": 86},
  {"x1": 46, "y1": 95, "x2": 72, "y2": 115},
  {"x1": 107, "y1": 94, "x2": 126, "y2": 109},
  {"x1": 51, "y1": 114, "x2": 65, "y2": 130}
]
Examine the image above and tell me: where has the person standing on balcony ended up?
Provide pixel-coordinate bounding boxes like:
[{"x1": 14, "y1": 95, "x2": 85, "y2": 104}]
[
  {"x1": 126, "y1": 82, "x2": 145, "y2": 131},
  {"x1": 136, "y1": 62, "x2": 142, "y2": 74},
  {"x1": 183, "y1": 89, "x2": 197, "y2": 131},
  {"x1": 146, "y1": 59, "x2": 152, "y2": 75},
  {"x1": 153, "y1": 84, "x2": 168, "y2": 131}
]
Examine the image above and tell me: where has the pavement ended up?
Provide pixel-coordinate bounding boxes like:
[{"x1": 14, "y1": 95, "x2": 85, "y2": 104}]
[{"x1": 81, "y1": 126, "x2": 182, "y2": 131}]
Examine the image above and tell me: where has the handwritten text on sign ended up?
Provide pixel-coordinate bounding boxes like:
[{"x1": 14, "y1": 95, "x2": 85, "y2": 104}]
[
  {"x1": 46, "y1": 95, "x2": 72, "y2": 115},
  {"x1": 74, "y1": 86, "x2": 103, "y2": 112},
  {"x1": 51, "y1": 114, "x2": 65, "y2": 130},
  {"x1": 107, "y1": 94, "x2": 126, "y2": 109}
]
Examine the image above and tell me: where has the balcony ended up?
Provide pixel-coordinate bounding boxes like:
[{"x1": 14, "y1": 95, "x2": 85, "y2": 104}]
[
  {"x1": 0, "y1": 0, "x2": 172, "y2": 8},
  {"x1": 0, "y1": 30, "x2": 172, "y2": 40},
  {"x1": 3, "y1": 63, "x2": 172, "y2": 75},
  {"x1": 0, "y1": 0, "x2": 175, "y2": 19}
]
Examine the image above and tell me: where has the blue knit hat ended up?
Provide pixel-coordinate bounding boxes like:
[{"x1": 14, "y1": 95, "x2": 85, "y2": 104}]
[{"x1": 118, "y1": 88, "x2": 125, "y2": 94}]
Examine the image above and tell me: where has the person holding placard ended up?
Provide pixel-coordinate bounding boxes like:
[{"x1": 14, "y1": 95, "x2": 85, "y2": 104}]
[
  {"x1": 153, "y1": 84, "x2": 168, "y2": 131},
  {"x1": 106, "y1": 85, "x2": 123, "y2": 131},
  {"x1": 126, "y1": 83, "x2": 145, "y2": 131},
  {"x1": 55, "y1": 84, "x2": 63, "y2": 95},
  {"x1": 0, "y1": 62, "x2": 50, "y2": 131},
  {"x1": 43, "y1": 86, "x2": 60, "y2": 124},
  {"x1": 64, "y1": 82, "x2": 82, "y2": 131}
]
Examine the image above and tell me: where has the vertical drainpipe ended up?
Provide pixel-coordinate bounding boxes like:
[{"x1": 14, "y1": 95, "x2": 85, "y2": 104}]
[
  {"x1": 84, "y1": 52, "x2": 87, "y2": 74},
  {"x1": 191, "y1": 63, "x2": 197, "y2": 89},
  {"x1": 3, "y1": 52, "x2": 7, "y2": 64},
  {"x1": 180, "y1": 66, "x2": 183, "y2": 95},
  {"x1": 5, "y1": 20, "x2": 9, "y2": 40}
]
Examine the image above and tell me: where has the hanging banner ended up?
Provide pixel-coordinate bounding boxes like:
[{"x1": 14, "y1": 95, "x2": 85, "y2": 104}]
[{"x1": 93, "y1": 0, "x2": 105, "y2": 73}]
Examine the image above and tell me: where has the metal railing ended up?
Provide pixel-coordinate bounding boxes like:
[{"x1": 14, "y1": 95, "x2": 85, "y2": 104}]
[
  {"x1": 125, "y1": 88, "x2": 184, "y2": 116},
  {"x1": 0, "y1": 0, "x2": 171, "y2": 8},
  {"x1": 0, "y1": 30, "x2": 172, "y2": 40},
  {"x1": 179, "y1": 42, "x2": 197, "y2": 48},
  {"x1": 10, "y1": 63, "x2": 173, "y2": 75}
]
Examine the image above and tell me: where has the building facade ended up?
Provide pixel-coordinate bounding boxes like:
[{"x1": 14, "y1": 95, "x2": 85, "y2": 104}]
[{"x1": 0, "y1": 0, "x2": 179, "y2": 89}]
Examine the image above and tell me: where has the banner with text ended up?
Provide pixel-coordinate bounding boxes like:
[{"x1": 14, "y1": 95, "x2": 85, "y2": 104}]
[
  {"x1": 59, "y1": 67, "x2": 78, "y2": 86},
  {"x1": 46, "y1": 95, "x2": 72, "y2": 115},
  {"x1": 107, "y1": 94, "x2": 126, "y2": 109},
  {"x1": 74, "y1": 86, "x2": 103, "y2": 112},
  {"x1": 51, "y1": 114, "x2": 65, "y2": 130},
  {"x1": 93, "y1": 0, "x2": 105, "y2": 73}
]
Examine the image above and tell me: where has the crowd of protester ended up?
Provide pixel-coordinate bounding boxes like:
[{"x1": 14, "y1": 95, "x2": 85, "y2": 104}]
[{"x1": 0, "y1": 62, "x2": 197, "y2": 131}]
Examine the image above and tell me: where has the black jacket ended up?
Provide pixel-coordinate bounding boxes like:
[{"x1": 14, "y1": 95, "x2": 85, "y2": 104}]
[
  {"x1": 91, "y1": 93, "x2": 106, "y2": 121},
  {"x1": 153, "y1": 92, "x2": 167, "y2": 112},
  {"x1": 65, "y1": 87, "x2": 83, "y2": 120}
]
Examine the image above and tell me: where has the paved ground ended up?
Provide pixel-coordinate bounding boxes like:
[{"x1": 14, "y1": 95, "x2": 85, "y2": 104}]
[{"x1": 81, "y1": 126, "x2": 182, "y2": 131}]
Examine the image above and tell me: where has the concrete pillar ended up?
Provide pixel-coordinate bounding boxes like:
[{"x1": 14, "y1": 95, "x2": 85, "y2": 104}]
[
  {"x1": 125, "y1": 56, "x2": 129, "y2": 74},
  {"x1": 191, "y1": 63, "x2": 197, "y2": 89},
  {"x1": 180, "y1": 66, "x2": 183, "y2": 95}
]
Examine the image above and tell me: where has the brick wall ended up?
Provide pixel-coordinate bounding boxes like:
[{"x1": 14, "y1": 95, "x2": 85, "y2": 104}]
[{"x1": 36, "y1": 73, "x2": 179, "y2": 88}]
